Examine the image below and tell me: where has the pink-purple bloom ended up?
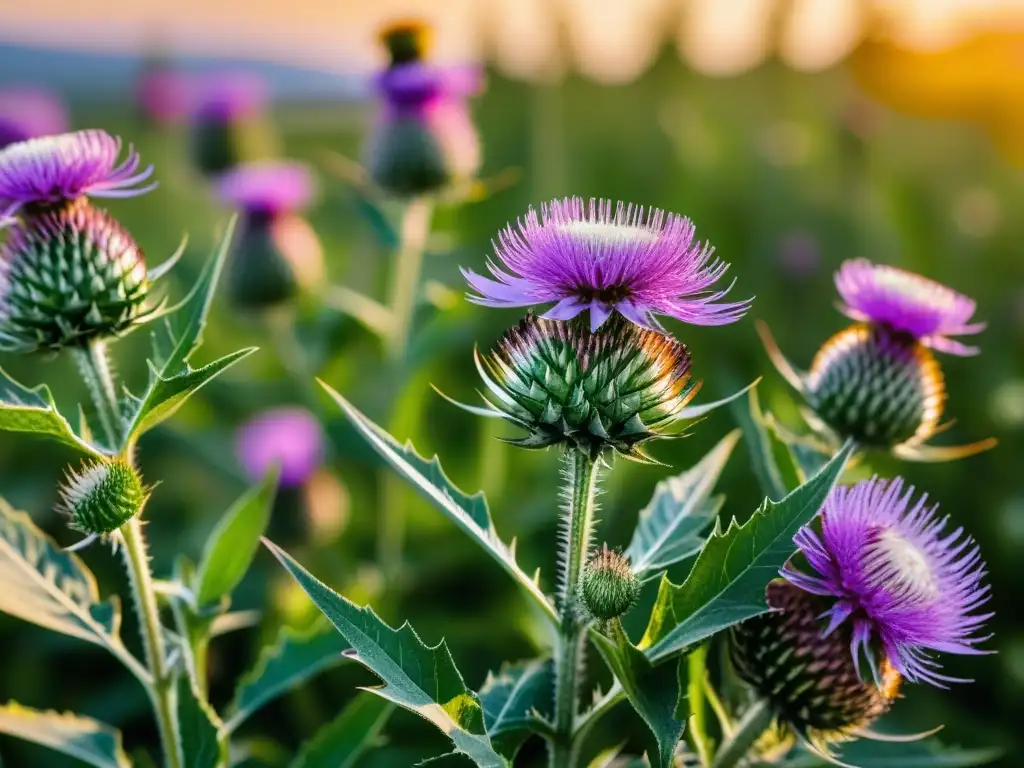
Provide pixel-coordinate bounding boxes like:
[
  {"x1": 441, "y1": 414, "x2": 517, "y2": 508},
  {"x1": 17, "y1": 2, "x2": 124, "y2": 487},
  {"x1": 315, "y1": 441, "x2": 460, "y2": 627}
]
[
  {"x1": 783, "y1": 477, "x2": 991, "y2": 687},
  {"x1": 0, "y1": 130, "x2": 156, "y2": 220},
  {"x1": 463, "y1": 197, "x2": 752, "y2": 331},
  {"x1": 835, "y1": 259, "x2": 984, "y2": 356},
  {"x1": 0, "y1": 88, "x2": 69, "y2": 149},
  {"x1": 137, "y1": 67, "x2": 193, "y2": 125},
  {"x1": 236, "y1": 407, "x2": 325, "y2": 488},
  {"x1": 215, "y1": 161, "x2": 315, "y2": 215},
  {"x1": 193, "y1": 72, "x2": 265, "y2": 122}
]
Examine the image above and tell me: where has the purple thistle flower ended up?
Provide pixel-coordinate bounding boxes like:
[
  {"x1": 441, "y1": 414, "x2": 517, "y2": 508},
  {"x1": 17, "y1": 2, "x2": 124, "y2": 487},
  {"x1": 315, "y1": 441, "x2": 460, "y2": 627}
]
[
  {"x1": 193, "y1": 72, "x2": 265, "y2": 122},
  {"x1": 835, "y1": 258, "x2": 984, "y2": 356},
  {"x1": 236, "y1": 407, "x2": 325, "y2": 489},
  {"x1": 462, "y1": 197, "x2": 752, "y2": 331},
  {"x1": 137, "y1": 67, "x2": 193, "y2": 126},
  {"x1": 783, "y1": 476, "x2": 992, "y2": 687},
  {"x1": 214, "y1": 161, "x2": 315, "y2": 216},
  {"x1": 0, "y1": 88, "x2": 69, "y2": 149},
  {"x1": 0, "y1": 130, "x2": 156, "y2": 220}
]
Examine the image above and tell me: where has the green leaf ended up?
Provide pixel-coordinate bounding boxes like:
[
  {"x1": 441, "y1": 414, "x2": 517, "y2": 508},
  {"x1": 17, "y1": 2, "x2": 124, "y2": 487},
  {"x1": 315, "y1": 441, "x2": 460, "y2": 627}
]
[
  {"x1": 156, "y1": 218, "x2": 237, "y2": 375},
  {"x1": 591, "y1": 630, "x2": 685, "y2": 768},
  {"x1": 0, "y1": 497, "x2": 129, "y2": 656},
  {"x1": 177, "y1": 675, "x2": 226, "y2": 768},
  {"x1": 0, "y1": 369, "x2": 104, "y2": 458},
  {"x1": 640, "y1": 441, "x2": 854, "y2": 663},
  {"x1": 625, "y1": 430, "x2": 740, "y2": 579},
  {"x1": 0, "y1": 702, "x2": 130, "y2": 768},
  {"x1": 125, "y1": 348, "x2": 256, "y2": 441},
  {"x1": 264, "y1": 539, "x2": 507, "y2": 768},
  {"x1": 319, "y1": 382, "x2": 557, "y2": 625},
  {"x1": 787, "y1": 738, "x2": 1002, "y2": 767},
  {"x1": 730, "y1": 388, "x2": 791, "y2": 501},
  {"x1": 195, "y1": 468, "x2": 279, "y2": 607},
  {"x1": 478, "y1": 660, "x2": 553, "y2": 760},
  {"x1": 289, "y1": 695, "x2": 394, "y2": 768},
  {"x1": 225, "y1": 624, "x2": 350, "y2": 733}
]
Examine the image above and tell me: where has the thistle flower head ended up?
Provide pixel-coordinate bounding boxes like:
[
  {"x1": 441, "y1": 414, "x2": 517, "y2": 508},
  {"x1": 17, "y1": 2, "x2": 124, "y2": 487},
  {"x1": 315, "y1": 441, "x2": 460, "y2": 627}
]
[
  {"x1": 835, "y1": 259, "x2": 984, "y2": 356},
  {"x1": 0, "y1": 89, "x2": 68, "y2": 149},
  {"x1": 474, "y1": 313, "x2": 699, "y2": 461},
  {"x1": 193, "y1": 72, "x2": 265, "y2": 122},
  {"x1": 215, "y1": 161, "x2": 315, "y2": 216},
  {"x1": 0, "y1": 200, "x2": 152, "y2": 353},
  {"x1": 379, "y1": 19, "x2": 433, "y2": 65},
  {"x1": 783, "y1": 477, "x2": 992, "y2": 687},
  {"x1": 806, "y1": 323, "x2": 945, "y2": 448},
  {"x1": 236, "y1": 407, "x2": 325, "y2": 488},
  {"x1": 730, "y1": 580, "x2": 902, "y2": 753},
  {"x1": 58, "y1": 460, "x2": 147, "y2": 536},
  {"x1": 0, "y1": 130, "x2": 155, "y2": 219},
  {"x1": 580, "y1": 544, "x2": 641, "y2": 621},
  {"x1": 462, "y1": 197, "x2": 752, "y2": 332}
]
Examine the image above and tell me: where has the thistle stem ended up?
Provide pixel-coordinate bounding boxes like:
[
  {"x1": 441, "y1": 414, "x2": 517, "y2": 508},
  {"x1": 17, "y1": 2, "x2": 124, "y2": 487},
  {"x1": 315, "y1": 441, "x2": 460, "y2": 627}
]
[
  {"x1": 72, "y1": 340, "x2": 121, "y2": 450},
  {"x1": 74, "y1": 339, "x2": 182, "y2": 768},
  {"x1": 709, "y1": 699, "x2": 773, "y2": 768},
  {"x1": 377, "y1": 196, "x2": 434, "y2": 579},
  {"x1": 550, "y1": 450, "x2": 600, "y2": 768}
]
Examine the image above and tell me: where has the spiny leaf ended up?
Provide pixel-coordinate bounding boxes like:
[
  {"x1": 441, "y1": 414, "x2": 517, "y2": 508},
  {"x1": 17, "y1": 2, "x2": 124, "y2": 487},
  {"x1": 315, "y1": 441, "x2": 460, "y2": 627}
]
[
  {"x1": 195, "y1": 466, "x2": 279, "y2": 607},
  {"x1": 289, "y1": 695, "x2": 394, "y2": 768},
  {"x1": 0, "y1": 497, "x2": 123, "y2": 650},
  {"x1": 478, "y1": 660, "x2": 553, "y2": 760},
  {"x1": 591, "y1": 630, "x2": 685, "y2": 768},
  {"x1": 177, "y1": 675, "x2": 226, "y2": 768},
  {"x1": 626, "y1": 430, "x2": 740, "y2": 579},
  {"x1": 125, "y1": 347, "x2": 256, "y2": 441},
  {"x1": 264, "y1": 539, "x2": 507, "y2": 768},
  {"x1": 0, "y1": 368, "x2": 104, "y2": 458},
  {"x1": 640, "y1": 442, "x2": 854, "y2": 663},
  {"x1": 0, "y1": 702, "x2": 130, "y2": 768},
  {"x1": 319, "y1": 381, "x2": 557, "y2": 625},
  {"x1": 730, "y1": 388, "x2": 790, "y2": 501},
  {"x1": 225, "y1": 624, "x2": 350, "y2": 733}
]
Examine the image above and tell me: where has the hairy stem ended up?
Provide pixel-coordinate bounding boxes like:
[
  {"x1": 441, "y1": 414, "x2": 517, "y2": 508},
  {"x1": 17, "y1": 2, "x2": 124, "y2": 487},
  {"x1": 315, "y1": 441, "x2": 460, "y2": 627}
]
[
  {"x1": 378, "y1": 197, "x2": 434, "y2": 578},
  {"x1": 76, "y1": 340, "x2": 182, "y2": 768},
  {"x1": 550, "y1": 451, "x2": 600, "y2": 768},
  {"x1": 687, "y1": 645, "x2": 713, "y2": 765},
  {"x1": 71, "y1": 340, "x2": 121, "y2": 450},
  {"x1": 709, "y1": 699, "x2": 773, "y2": 768}
]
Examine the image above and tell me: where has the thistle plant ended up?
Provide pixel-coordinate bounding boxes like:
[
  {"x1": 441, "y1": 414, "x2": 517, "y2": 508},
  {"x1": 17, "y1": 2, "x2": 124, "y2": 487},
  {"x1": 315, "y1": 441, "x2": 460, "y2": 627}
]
[
  {"x1": 0, "y1": 131, "x2": 358, "y2": 768},
  {"x1": 261, "y1": 196, "x2": 995, "y2": 768}
]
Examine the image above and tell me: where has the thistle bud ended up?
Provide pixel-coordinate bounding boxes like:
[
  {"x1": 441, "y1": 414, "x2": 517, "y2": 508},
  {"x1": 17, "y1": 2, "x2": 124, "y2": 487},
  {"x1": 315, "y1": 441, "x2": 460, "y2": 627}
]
[
  {"x1": 580, "y1": 545, "x2": 640, "y2": 621},
  {"x1": 806, "y1": 322, "x2": 944, "y2": 447},
  {"x1": 0, "y1": 200, "x2": 152, "y2": 352},
  {"x1": 477, "y1": 314, "x2": 699, "y2": 461},
  {"x1": 366, "y1": 21, "x2": 481, "y2": 198},
  {"x1": 729, "y1": 580, "x2": 901, "y2": 751},
  {"x1": 190, "y1": 73, "x2": 275, "y2": 177},
  {"x1": 59, "y1": 460, "x2": 147, "y2": 536}
]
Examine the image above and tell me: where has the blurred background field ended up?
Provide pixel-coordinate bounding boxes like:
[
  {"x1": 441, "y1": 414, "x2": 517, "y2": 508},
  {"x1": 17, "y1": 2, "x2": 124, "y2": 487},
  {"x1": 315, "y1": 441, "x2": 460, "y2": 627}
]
[{"x1": 0, "y1": 1, "x2": 1023, "y2": 766}]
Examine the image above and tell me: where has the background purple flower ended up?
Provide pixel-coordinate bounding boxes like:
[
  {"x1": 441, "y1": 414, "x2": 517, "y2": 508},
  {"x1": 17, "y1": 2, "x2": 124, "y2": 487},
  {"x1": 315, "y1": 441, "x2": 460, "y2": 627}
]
[
  {"x1": 235, "y1": 407, "x2": 325, "y2": 489},
  {"x1": 0, "y1": 130, "x2": 155, "y2": 218},
  {"x1": 192, "y1": 72, "x2": 266, "y2": 122},
  {"x1": 136, "y1": 67, "x2": 193, "y2": 126},
  {"x1": 835, "y1": 258, "x2": 985, "y2": 356},
  {"x1": 783, "y1": 476, "x2": 992, "y2": 687},
  {"x1": 0, "y1": 88, "x2": 69, "y2": 149},
  {"x1": 463, "y1": 197, "x2": 752, "y2": 331},
  {"x1": 214, "y1": 161, "x2": 315, "y2": 216}
]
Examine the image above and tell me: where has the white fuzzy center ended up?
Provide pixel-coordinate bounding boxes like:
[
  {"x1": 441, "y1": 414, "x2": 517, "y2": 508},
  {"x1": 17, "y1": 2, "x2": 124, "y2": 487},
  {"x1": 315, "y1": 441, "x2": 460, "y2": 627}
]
[
  {"x1": 875, "y1": 267, "x2": 955, "y2": 310},
  {"x1": 868, "y1": 528, "x2": 938, "y2": 601},
  {"x1": 560, "y1": 221, "x2": 658, "y2": 247},
  {"x1": 62, "y1": 463, "x2": 108, "y2": 504}
]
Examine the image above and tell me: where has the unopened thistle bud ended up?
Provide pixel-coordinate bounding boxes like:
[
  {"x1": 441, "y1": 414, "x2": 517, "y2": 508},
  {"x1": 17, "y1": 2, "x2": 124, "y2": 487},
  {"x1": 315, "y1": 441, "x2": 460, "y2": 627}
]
[
  {"x1": 580, "y1": 545, "x2": 640, "y2": 621},
  {"x1": 761, "y1": 259, "x2": 993, "y2": 460},
  {"x1": 58, "y1": 460, "x2": 147, "y2": 536},
  {"x1": 0, "y1": 130, "x2": 160, "y2": 353},
  {"x1": 215, "y1": 161, "x2": 322, "y2": 309},
  {"x1": 475, "y1": 313, "x2": 699, "y2": 461},
  {"x1": 190, "y1": 73, "x2": 275, "y2": 177},
  {"x1": 366, "y1": 20, "x2": 482, "y2": 197},
  {"x1": 729, "y1": 580, "x2": 902, "y2": 752}
]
